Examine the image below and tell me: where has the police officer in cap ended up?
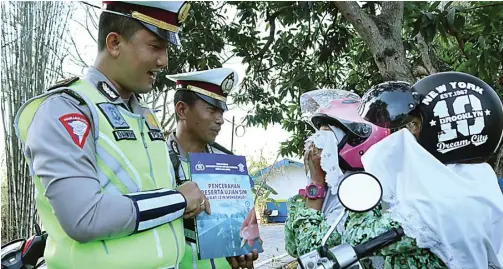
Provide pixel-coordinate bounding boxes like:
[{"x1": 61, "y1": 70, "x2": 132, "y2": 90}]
[
  {"x1": 166, "y1": 68, "x2": 259, "y2": 269},
  {"x1": 15, "y1": 2, "x2": 208, "y2": 268}
]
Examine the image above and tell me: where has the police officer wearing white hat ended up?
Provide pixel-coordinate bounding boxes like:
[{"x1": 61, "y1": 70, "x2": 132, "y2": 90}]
[
  {"x1": 166, "y1": 68, "x2": 259, "y2": 269},
  {"x1": 15, "y1": 2, "x2": 208, "y2": 268}
]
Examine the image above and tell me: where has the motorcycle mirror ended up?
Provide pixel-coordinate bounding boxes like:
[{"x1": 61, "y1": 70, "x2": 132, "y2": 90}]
[{"x1": 337, "y1": 172, "x2": 382, "y2": 212}]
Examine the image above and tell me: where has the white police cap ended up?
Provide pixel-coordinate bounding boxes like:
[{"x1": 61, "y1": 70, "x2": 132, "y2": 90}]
[
  {"x1": 102, "y1": 1, "x2": 190, "y2": 46},
  {"x1": 167, "y1": 68, "x2": 240, "y2": 111}
]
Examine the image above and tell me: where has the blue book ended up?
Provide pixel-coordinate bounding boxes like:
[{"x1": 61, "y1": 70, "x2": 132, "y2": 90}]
[{"x1": 187, "y1": 153, "x2": 264, "y2": 260}]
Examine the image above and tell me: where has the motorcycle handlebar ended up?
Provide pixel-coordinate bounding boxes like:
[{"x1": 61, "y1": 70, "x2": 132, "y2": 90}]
[{"x1": 353, "y1": 227, "x2": 404, "y2": 258}]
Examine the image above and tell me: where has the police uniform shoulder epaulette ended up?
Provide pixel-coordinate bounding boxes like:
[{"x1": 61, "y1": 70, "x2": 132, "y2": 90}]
[
  {"x1": 47, "y1": 77, "x2": 84, "y2": 105},
  {"x1": 210, "y1": 142, "x2": 233, "y2": 155},
  {"x1": 47, "y1": 76, "x2": 80, "y2": 91}
]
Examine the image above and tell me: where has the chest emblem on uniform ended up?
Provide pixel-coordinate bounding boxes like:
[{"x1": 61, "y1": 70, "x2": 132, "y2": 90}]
[
  {"x1": 98, "y1": 103, "x2": 129, "y2": 129},
  {"x1": 144, "y1": 111, "x2": 164, "y2": 141},
  {"x1": 59, "y1": 113, "x2": 91, "y2": 149},
  {"x1": 97, "y1": 81, "x2": 118, "y2": 101}
]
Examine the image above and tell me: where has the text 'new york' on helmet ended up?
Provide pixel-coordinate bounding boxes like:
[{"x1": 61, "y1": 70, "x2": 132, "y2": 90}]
[
  {"x1": 358, "y1": 72, "x2": 503, "y2": 164},
  {"x1": 304, "y1": 89, "x2": 390, "y2": 171}
]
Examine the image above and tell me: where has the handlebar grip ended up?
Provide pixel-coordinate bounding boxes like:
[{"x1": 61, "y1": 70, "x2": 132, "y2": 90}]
[{"x1": 353, "y1": 227, "x2": 404, "y2": 258}]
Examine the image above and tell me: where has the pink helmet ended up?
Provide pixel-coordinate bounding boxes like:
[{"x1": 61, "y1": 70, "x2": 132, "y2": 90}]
[{"x1": 310, "y1": 98, "x2": 390, "y2": 170}]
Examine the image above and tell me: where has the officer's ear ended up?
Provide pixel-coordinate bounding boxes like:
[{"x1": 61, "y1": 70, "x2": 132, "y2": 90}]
[
  {"x1": 175, "y1": 101, "x2": 190, "y2": 120},
  {"x1": 105, "y1": 32, "x2": 122, "y2": 58}
]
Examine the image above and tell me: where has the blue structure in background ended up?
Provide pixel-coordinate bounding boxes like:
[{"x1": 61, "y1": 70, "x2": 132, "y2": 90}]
[
  {"x1": 252, "y1": 159, "x2": 304, "y2": 224},
  {"x1": 265, "y1": 201, "x2": 288, "y2": 223},
  {"x1": 250, "y1": 158, "x2": 304, "y2": 180},
  {"x1": 498, "y1": 178, "x2": 503, "y2": 194}
]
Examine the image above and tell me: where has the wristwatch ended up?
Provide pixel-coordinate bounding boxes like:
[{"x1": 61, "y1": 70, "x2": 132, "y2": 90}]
[{"x1": 299, "y1": 183, "x2": 326, "y2": 199}]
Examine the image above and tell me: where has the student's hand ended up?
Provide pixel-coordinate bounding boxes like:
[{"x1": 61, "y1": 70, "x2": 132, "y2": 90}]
[
  {"x1": 240, "y1": 208, "x2": 263, "y2": 248},
  {"x1": 305, "y1": 143, "x2": 326, "y2": 184},
  {"x1": 226, "y1": 249, "x2": 259, "y2": 269}
]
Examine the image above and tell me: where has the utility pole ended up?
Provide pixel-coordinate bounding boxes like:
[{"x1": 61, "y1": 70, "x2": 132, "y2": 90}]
[{"x1": 231, "y1": 116, "x2": 235, "y2": 153}]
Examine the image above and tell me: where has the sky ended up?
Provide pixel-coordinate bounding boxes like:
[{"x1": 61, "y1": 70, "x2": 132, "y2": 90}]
[{"x1": 0, "y1": 2, "x2": 302, "y2": 172}]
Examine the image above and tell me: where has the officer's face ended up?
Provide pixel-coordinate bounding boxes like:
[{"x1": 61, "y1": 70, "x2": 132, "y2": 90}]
[
  {"x1": 116, "y1": 28, "x2": 169, "y2": 93},
  {"x1": 186, "y1": 99, "x2": 225, "y2": 143}
]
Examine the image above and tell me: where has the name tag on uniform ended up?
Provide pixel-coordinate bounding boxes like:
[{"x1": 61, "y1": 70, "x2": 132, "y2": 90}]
[
  {"x1": 113, "y1": 130, "x2": 137, "y2": 141},
  {"x1": 148, "y1": 131, "x2": 165, "y2": 141}
]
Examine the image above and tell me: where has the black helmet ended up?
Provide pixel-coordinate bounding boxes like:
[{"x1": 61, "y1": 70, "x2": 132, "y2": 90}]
[
  {"x1": 357, "y1": 81, "x2": 417, "y2": 129},
  {"x1": 358, "y1": 72, "x2": 503, "y2": 164}
]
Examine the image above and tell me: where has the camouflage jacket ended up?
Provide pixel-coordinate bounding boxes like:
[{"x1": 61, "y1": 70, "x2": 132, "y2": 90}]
[{"x1": 284, "y1": 195, "x2": 446, "y2": 269}]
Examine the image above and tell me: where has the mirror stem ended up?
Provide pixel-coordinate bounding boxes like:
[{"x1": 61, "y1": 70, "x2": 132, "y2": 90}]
[{"x1": 321, "y1": 209, "x2": 346, "y2": 247}]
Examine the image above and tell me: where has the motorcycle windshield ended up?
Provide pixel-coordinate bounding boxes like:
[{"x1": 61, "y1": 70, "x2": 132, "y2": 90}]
[{"x1": 300, "y1": 89, "x2": 360, "y2": 121}]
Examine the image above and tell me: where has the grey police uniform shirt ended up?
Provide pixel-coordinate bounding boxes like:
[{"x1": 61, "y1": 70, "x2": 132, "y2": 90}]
[{"x1": 25, "y1": 67, "x2": 162, "y2": 243}]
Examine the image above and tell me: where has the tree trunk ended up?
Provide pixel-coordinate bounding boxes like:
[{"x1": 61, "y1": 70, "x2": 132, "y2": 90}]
[
  {"x1": 1, "y1": 1, "x2": 72, "y2": 243},
  {"x1": 335, "y1": 1, "x2": 415, "y2": 83}
]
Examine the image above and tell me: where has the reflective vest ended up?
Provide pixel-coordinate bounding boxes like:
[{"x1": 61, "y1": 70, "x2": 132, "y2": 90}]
[{"x1": 15, "y1": 79, "x2": 185, "y2": 269}]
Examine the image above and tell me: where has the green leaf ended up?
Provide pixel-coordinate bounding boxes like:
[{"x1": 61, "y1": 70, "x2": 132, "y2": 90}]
[
  {"x1": 478, "y1": 36, "x2": 486, "y2": 48},
  {"x1": 446, "y1": 8, "x2": 456, "y2": 27},
  {"x1": 429, "y1": 1, "x2": 441, "y2": 12}
]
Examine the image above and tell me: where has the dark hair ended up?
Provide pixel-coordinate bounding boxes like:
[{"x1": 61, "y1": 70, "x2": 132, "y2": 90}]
[
  {"x1": 174, "y1": 90, "x2": 200, "y2": 120},
  {"x1": 98, "y1": 8, "x2": 144, "y2": 51}
]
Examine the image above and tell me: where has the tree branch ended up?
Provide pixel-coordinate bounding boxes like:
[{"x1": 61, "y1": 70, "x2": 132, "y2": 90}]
[
  {"x1": 249, "y1": 9, "x2": 277, "y2": 73},
  {"x1": 220, "y1": 52, "x2": 236, "y2": 64},
  {"x1": 257, "y1": 64, "x2": 280, "y2": 73},
  {"x1": 380, "y1": 1, "x2": 403, "y2": 36},
  {"x1": 462, "y1": 3, "x2": 503, "y2": 12},
  {"x1": 334, "y1": 1, "x2": 380, "y2": 47},
  {"x1": 415, "y1": 32, "x2": 437, "y2": 74},
  {"x1": 68, "y1": 31, "x2": 89, "y2": 68}
]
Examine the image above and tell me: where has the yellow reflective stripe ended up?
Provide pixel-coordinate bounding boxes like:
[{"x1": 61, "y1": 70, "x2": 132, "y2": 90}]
[
  {"x1": 169, "y1": 223, "x2": 181, "y2": 266},
  {"x1": 96, "y1": 157, "x2": 129, "y2": 194},
  {"x1": 153, "y1": 228, "x2": 163, "y2": 258},
  {"x1": 15, "y1": 96, "x2": 49, "y2": 142},
  {"x1": 165, "y1": 143, "x2": 176, "y2": 188},
  {"x1": 98, "y1": 131, "x2": 142, "y2": 189},
  {"x1": 96, "y1": 168, "x2": 123, "y2": 195},
  {"x1": 96, "y1": 145, "x2": 139, "y2": 193},
  {"x1": 191, "y1": 243, "x2": 197, "y2": 269},
  {"x1": 181, "y1": 161, "x2": 190, "y2": 180}
]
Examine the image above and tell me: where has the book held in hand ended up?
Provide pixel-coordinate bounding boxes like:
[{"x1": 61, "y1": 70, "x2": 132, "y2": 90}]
[{"x1": 187, "y1": 152, "x2": 264, "y2": 260}]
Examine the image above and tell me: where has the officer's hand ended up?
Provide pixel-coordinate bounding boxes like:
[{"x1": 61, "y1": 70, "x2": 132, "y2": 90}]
[
  {"x1": 176, "y1": 182, "x2": 211, "y2": 218},
  {"x1": 226, "y1": 250, "x2": 258, "y2": 269}
]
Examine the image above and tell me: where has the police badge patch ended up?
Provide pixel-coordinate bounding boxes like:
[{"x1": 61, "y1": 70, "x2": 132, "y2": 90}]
[
  {"x1": 59, "y1": 113, "x2": 91, "y2": 149},
  {"x1": 98, "y1": 103, "x2": 130, "y2": 129},
  {"x1": 97, "y1": 81, "x2": 118, "y2": 101}
]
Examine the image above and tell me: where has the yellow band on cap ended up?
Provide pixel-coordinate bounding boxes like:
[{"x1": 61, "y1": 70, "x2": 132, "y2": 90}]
[
  {"x1": 187, "y1": 85, "x2": 227, "y2": 102},
  {"x1": 132, "y1": 11, "x2": 179, "y2": 33}
]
